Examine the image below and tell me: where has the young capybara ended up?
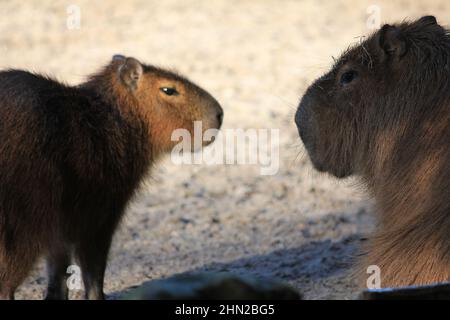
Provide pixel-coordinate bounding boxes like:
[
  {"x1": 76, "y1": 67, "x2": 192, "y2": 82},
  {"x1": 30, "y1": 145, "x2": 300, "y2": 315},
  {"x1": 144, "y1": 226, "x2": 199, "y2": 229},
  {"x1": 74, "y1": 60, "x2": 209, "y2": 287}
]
[
  {"x1": 0, "y1": 55, "x2": 223, "y2": 300},
  {"x1": 295, "y1": 16, "x2": 450, "y2": 288}
]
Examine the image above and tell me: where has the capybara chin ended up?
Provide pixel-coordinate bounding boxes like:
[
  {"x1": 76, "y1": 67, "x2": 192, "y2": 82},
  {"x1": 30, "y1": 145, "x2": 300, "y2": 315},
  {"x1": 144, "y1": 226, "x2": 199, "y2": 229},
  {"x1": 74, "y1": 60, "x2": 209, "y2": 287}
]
[
  {"x1": 295, "y1": 16, "x2": 450, "y2": 288},
  {"x1": 0, "y1": 55, "x2": 223, "y2": 300}
]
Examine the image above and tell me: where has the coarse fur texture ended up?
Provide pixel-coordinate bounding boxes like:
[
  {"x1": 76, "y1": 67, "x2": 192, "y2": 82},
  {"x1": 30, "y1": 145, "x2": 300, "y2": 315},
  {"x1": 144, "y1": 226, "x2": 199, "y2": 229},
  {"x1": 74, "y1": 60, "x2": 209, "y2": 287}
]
[
  {"x1": 295, "y1": 16, "x2": 450, "y2": 287},
  {"x1": 0, "y1": 56, "x2": 223, "y2": 300}
]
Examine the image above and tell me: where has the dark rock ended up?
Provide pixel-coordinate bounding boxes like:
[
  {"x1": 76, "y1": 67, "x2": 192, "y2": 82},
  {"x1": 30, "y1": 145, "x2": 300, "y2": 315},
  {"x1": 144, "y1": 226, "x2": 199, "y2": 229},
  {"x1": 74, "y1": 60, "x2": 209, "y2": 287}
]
[
  {"x1": 361, "y1": 282, "x2": 450, "y2": 300},
  {"x1": 122, "y1": 272, "x2": 302, "y2": 300}
]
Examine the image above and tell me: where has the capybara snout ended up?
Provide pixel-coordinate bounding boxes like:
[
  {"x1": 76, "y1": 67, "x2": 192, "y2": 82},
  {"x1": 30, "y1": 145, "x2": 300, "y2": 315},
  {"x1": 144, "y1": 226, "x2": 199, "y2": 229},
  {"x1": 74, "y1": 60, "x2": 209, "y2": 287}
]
[{"x1": 295, "y1": 72, "x2": 358, "y2": 178}]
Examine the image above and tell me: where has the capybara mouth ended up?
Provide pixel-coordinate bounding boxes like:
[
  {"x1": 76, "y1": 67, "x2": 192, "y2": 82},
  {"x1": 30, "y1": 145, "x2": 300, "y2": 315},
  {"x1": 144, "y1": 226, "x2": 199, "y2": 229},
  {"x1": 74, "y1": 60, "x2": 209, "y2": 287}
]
[{"x1": 202, "y1": 134, "x2": 218, "y2": 147}]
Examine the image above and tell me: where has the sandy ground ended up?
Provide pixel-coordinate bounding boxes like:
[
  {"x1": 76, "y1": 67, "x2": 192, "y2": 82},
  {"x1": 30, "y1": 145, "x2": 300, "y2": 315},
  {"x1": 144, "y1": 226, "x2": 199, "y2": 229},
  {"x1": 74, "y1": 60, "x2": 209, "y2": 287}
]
[{"x1": 0, "y1": 0, "x2": 448, "y2": 300}]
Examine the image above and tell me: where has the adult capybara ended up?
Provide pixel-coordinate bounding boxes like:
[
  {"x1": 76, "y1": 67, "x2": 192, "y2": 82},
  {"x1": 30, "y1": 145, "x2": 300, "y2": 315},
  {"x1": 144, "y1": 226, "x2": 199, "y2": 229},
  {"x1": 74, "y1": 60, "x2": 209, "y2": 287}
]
[
  {"x1": 295, "y1": 16, "x2": 450, "y2": 288},
  {"x1": 0, "y1": 55, "x2": 223, "y2": 300}
]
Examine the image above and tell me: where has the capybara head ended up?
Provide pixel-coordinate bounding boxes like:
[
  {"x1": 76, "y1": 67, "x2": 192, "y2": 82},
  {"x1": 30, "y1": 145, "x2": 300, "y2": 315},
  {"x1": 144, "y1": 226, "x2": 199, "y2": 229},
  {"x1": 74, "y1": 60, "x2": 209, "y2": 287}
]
[
  {"x1": 295, "y1": 16, "x2": 449, "y2": 179},
  {"x1": 109, "y1": 55, "x2": 223, "y2": 153}
]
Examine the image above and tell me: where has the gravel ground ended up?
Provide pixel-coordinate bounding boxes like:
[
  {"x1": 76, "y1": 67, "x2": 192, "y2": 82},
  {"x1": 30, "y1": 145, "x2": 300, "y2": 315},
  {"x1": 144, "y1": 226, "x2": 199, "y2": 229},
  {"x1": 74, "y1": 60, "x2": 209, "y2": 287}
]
[{"x1": 0, "y1": 0, "x2": 448, "y2": 300}]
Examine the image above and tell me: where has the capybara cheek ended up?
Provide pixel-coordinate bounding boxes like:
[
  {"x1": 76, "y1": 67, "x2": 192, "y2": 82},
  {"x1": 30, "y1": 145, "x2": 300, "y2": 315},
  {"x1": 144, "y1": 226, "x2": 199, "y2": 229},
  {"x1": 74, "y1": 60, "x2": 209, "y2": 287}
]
[{"x1": 153, "y1": 120, "x2": 193, "y2": 152}]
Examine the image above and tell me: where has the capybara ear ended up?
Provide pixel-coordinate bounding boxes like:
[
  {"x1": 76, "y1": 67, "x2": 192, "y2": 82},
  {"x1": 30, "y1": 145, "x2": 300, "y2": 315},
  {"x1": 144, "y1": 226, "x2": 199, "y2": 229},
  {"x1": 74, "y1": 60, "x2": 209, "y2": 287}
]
[
  {"x1": 417, "y1": 15, "x2": 437, "y2": 26},
  {"x1": 378, "y1": 24, "x2": 407, "y2": 60},
  {"x1": 112, "y1": 54, "x2": 126, "y2": 62},
  {"x1": 118, "y1": 57, "x2": 143, "y2": 91}
]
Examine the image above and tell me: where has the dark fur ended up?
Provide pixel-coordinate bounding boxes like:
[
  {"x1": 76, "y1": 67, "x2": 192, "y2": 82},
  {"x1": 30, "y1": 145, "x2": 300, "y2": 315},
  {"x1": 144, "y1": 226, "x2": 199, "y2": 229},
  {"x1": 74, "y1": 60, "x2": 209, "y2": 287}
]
[
  {"x1": 0, "y1": 56, "x2": 223, "y2": 299},
  {"x1": 295, "y1": 16, "x2": 450, "y2": 287}
]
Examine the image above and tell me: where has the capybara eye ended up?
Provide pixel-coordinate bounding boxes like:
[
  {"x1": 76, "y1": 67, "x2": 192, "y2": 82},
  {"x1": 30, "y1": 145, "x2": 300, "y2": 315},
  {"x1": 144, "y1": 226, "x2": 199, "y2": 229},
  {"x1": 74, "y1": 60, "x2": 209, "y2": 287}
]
[
  {"x1": 340, "y1": 71, "x2": 357, "y2": 86},
  {"x1": 160, "y1": 87, "x2": 179, "y2": 96}
]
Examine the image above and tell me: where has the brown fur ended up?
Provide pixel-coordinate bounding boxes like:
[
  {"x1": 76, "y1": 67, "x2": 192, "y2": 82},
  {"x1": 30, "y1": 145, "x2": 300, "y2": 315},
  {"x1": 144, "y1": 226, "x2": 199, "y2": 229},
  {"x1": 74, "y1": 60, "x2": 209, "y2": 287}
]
[
  {"x1": 0, "y1": 55, "x2": 223, "y2": 299},
  {"x1": 295, "y1": 16, "x2": 450, "y2": 288}
]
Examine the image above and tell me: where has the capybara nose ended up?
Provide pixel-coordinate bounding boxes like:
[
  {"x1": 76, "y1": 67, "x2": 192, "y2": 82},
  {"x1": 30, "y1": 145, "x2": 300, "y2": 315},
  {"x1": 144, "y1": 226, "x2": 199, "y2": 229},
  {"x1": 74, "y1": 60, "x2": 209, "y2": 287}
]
[
  {"x1": 295, "y1": 95, "x2": 312, "y2": 144},
  {"x1": 217, "y1": 109, "x2": 224, "y2": 126}
]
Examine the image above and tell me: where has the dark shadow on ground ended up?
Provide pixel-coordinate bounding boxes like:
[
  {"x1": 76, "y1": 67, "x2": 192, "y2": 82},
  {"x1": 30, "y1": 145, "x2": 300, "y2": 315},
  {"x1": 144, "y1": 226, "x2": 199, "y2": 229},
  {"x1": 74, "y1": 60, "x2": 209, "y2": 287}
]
[{"x1": 110, "y1": 233, "x2": 365, "y2": 300}]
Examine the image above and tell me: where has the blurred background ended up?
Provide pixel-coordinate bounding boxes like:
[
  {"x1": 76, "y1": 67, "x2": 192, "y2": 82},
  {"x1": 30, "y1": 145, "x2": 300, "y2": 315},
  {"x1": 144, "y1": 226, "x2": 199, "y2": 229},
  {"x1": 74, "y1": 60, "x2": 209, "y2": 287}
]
[{"x1": 1, "y1": 0, "x2": 448, "y2": 299}]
